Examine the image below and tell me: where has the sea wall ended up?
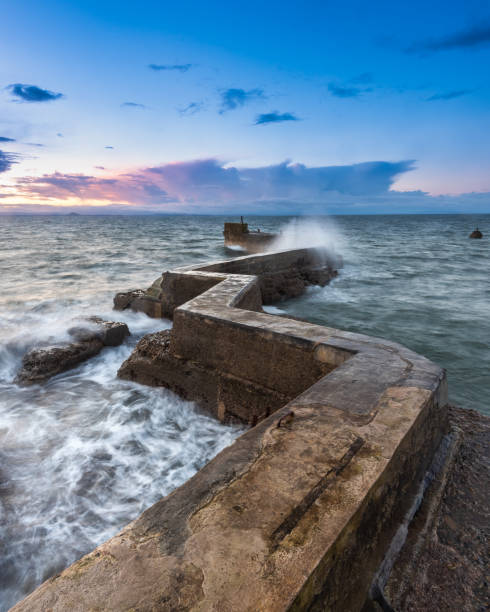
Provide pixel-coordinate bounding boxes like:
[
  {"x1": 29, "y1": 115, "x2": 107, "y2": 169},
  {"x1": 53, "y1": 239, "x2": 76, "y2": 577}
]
[
  {"x1": 118, "y1": 248, "x2": 339, "y2": 423},
  {"x1": 13, "y1": 247, "x2": 448, "y2": 612},
  {"x1": 223, "y1": 221, "x2": 276, "y2": 252}
]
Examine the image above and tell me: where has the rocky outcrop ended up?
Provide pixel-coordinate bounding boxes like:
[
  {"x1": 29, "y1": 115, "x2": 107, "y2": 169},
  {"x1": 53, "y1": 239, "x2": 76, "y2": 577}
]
[
  {"x1": 15, "y1": 318, "x2": 129, "y2": 385},
  {"x1": 365, "y1": 405, "x2": 490, "y2": 612}
]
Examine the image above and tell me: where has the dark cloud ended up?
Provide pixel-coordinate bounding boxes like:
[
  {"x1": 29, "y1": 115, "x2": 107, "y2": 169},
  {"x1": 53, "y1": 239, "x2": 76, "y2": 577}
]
[
  {"x1": 219, "y1": 88, "x2": 265, "y2": 113},
  {"x1": 148, "y1": 63, "x2": 192, "y2": 72},
  {"x1": 328, "y1": 83, "x2": 363, "y2": 98},
  {"x1": 0, "y1": 150, "x2": 19, "y2": 173},
  {"x1": 255, "y1": 111, "x2": 299, "y2": 125},
  {"x1": 406, "y1": 24, "x2": 490, "y2": 54},
  {"x1": 178, "y1": 101, "x2": 204, "y2": 116},
  {"x1": 105, "y1": 146, "x2": 114, "y2": 149},
  {"x1": 121, "y1": 102, "x2": 146, "y2": 108},
  {"x1": 427, "y1": 89, "x2": 471, "y2": 101},
  {"x1": 7, "y1": 83, "x2": 63, "y2": 102},
  {"x1": 0, "y1": 136, "x2": 16, "y2": 143}
]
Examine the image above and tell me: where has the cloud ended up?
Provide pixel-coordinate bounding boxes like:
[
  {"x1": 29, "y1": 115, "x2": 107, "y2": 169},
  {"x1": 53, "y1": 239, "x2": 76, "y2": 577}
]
[
  {"x1": 0, "y1": 150, "x2": 19, "y2": 173},
  {"x1": 0, "y1": 136, "x2": 16, "y2": 143},
  {"x1": 178, "y1": 101, "x2": 204, "y2": 116},
  {"x1": 426, "y1": 89, "x2": 471, "y2": 101},
  {"x1": 328, "y1": 83, "x2": 363, "y2": 98},
  {"x1": 255, "y1": 111, "x2": 299, "y2": 125},
  {"x1": 148, "y1": 63, "x2": 192, "y2": 72},
  {"x1": 219, "y1": 88, "x2": 265, "y2": 113},
  {"x1": 7, "y1": 83, "x2": 63, "y2": 102},
  {"x1": 105, "y1": 146, "x2": 114, "y2": 149},
  {"x1": 121, "y1": 102, "x2": 146, "y2": 108},
  {"x1": 7, "y1": 158, "x2": 414, "y2": 208},
  {"x1": 350, "y1": 72, "x2": 374, "y2": 84},
  {"x1": 406, "y1": 24, "x2": 490, "y2": 54}
]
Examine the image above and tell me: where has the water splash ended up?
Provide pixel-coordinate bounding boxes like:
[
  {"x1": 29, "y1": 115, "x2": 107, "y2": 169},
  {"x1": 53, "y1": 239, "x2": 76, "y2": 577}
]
[
  {"x1": 0, "y1": 303, "x2": 243, "y2": 610},
  {"x1": 268, "y1": 217, "x2": 345, "y2": 255}
]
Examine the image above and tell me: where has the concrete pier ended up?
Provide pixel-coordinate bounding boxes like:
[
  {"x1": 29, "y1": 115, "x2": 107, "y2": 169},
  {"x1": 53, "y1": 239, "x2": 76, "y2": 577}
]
[
  {"x1": 13, "y1": 247, "x2": 450, "y2": 612},
  {"x1": 223, "y1": 220, "x2": 277, "y2": 252}
]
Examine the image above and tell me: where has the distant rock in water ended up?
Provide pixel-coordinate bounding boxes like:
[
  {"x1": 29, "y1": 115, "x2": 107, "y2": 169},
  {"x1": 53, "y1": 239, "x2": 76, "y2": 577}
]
[
  {"x1": 469, "y1": 228, "x2": 483, "y2": 239},
  {"x1": 114, "y1": 289, "x2": 146, "y2": 311},
  {"x1": 15, "y1": 318, "x2": 129, "y2": 385}
]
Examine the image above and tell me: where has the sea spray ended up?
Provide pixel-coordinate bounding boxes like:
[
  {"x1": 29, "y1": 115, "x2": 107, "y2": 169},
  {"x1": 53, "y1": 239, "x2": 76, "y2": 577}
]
[
  {"x1": 268, "y1": 216, "x2": 344, "y2": 268},
  {"x1": 0, "y1": 303, "x2": 244, "y2": 611},
  {"x1": 269, "y1": 217, "x2": 343, "y2": 250}
]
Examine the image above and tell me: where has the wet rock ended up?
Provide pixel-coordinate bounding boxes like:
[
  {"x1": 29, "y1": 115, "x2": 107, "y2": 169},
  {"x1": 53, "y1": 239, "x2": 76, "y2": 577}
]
[
  {"x1": 15, "y1": 318, "x2": 130, "y2": 385},
  {"x1": 68, "y1": 317, "x2": 130, "y2": 347},
  {"x1": 369, "y1": 406, "x2": 490, "y2": 612},
  {"x1": 469, "y1": 228, "x2": 483, "y2": 239},
  {"x1": 113, "y1": 289, "x2": 145, "y2": 311}
]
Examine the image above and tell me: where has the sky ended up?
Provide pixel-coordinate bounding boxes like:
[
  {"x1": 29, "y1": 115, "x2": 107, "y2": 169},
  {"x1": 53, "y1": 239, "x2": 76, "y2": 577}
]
[{"x1": 1, "y1": 0, "x2": 490, "y2": 214}]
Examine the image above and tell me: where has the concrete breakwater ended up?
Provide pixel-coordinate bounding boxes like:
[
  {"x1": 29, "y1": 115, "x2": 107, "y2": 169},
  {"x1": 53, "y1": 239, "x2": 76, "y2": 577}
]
[{"x1": 13, "y1": 247, "x2": 449, "y2": 611}]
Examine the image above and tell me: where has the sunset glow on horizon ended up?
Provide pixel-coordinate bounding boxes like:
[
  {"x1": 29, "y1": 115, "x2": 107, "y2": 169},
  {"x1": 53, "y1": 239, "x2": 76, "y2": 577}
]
[{"x1": 1, "y1": 0, "x2": 490, "y2": 214}]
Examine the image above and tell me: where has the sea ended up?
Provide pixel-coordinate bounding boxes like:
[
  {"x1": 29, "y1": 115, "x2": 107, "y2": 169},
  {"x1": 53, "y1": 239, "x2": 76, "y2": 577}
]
[{"x1": 0, "y1": 213, "x2": 488, "y2": 610}]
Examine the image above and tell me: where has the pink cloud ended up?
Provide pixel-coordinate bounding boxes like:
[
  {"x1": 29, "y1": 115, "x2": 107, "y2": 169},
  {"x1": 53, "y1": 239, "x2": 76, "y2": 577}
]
[{"x1": 8, "y1": 158, "x2": 414, "y2": 210}]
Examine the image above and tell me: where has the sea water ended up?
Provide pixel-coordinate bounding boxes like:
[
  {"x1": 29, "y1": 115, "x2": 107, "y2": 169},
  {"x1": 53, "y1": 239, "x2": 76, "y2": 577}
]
[{"x1": 0, "y1": 213, "x2": 488, "y2": 609}]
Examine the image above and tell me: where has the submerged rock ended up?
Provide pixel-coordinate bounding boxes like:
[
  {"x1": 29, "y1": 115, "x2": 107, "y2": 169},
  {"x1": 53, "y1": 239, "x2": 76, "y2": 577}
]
[
  {"x1": 469, "y1": 228, "x2": 483, "y2": 238},
  {"x1": 15, "y1": 318, "x2": 129, "y2": 385}
]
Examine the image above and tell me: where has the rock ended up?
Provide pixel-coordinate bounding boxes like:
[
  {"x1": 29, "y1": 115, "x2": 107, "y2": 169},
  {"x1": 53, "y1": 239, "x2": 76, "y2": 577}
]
[
  {"x1": 68, "y1": 317, "x2": 130, "y2": 347},
  {"x1": 113, "y1": 289, "x2": 145, "y2": 311},
  {"x1": 15, "y1": 341, "x2": 103, "y2": 385},
  {"x1": 16, "y1": 318, "x2": 130, "y2": 385},
  {"x1": 378, "y1": 406, "x2": 490, "y2": 612},
  {"x1": 469, "y1": 228, "x2": 483, "y2": 238}
]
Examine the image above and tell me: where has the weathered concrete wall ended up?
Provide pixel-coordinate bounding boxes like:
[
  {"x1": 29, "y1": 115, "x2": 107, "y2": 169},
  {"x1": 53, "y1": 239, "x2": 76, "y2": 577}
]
[
  {"x1": 119, "y1": 248, "x2": 340, "y2": 423},
  {"x1": 224, "y1": 221, "x2": 276, "y2": 252},
  {"x1": 116, "y1": 247, "x2": 338, "y2": 319},
  {"x1": 13, "y1": 247, "x2": 448, "y2": 612}
]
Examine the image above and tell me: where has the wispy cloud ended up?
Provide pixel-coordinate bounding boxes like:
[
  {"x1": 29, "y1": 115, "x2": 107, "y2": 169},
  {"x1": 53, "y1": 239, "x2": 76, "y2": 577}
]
[
  {"x1": 7, "y1": 83, "x2": 64, "y2": 102},
  {"x1": 0, "y1": 137, "x2": 16, "y2": 143},
  {"x1": 328, "y1": 83, "x2": 363, "y2": 98},
  {"x1": 255, "y1": 111, "x2": 299, "y2": 125},
  {"x1": 0, "y1": 150, "x2": 20, "y2": 173},
  {"x1": 406, "y1": 24, "x2": 490, "y2": 54},
  {"x1": 427, "y1": 89, "x2": 471, "y2": 101},
  {"x1": 178, "y1": 101, "x2": 204, "y2": 116},
  {"x1": 219, "y1": 88, "x2": 265, "y2": 113},
  {"x1": 105, "y1": 146, "x2": 114, "y2": 149},
  {"x1": 121, "y1": 102, "x2": 147, "y2": 108},
  {"x1": 350, "y1": 72, "x2": 374, "y2": 84},
  {"x1": 148, "y1": 63, "x2": 193, "y2": 72},
  {"x1": 7, "y1": 158, "x2": 414, "y2": 207}
]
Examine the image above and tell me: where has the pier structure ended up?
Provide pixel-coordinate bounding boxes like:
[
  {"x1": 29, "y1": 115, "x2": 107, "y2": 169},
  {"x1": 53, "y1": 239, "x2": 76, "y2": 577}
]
[
  {"x1": 14, "y1": 247, "x2": 452, "y2": 612},
  {"x1": 223, "y1": 218, "x2": 277, "y2": 253}
]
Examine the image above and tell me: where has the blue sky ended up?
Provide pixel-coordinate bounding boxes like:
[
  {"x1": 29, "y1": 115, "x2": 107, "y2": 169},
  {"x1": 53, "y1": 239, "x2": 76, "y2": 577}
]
[{"x1": 1, "y1": 0, "x2": 489, "y2": 213}]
